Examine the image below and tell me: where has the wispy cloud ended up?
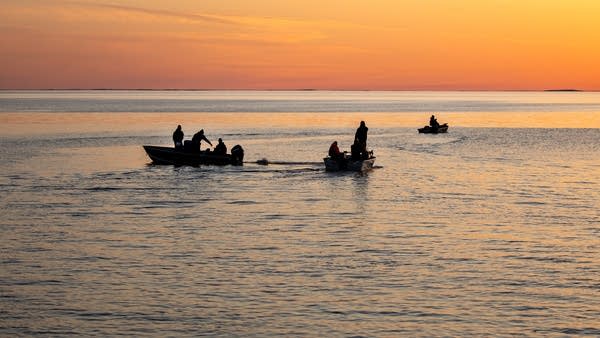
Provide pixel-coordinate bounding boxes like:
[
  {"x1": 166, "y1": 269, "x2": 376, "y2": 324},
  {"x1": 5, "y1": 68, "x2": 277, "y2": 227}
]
[
  {"x1": 65, "y1": 1, "x2": 239, "y2": 25},
  {"x1": 2, "y1": 1, "x2": 390, "y2": 49},
  {"x1": 60, "y1": 1, "x2": 339, "y2": 44}
]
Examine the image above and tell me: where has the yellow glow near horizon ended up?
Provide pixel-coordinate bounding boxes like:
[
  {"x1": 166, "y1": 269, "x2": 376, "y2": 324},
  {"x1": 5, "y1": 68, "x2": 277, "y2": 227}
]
[
  {"x1": 1, "y1": 0, "x2": 599, "y2": 90},
  {"x1": 1, "y1": 112, "x2": 598, "y2": 138}
]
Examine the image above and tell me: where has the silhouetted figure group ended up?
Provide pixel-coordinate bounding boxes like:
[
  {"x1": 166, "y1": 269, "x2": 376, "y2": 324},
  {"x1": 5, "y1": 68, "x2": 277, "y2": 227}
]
[
  {"x1": 172, "y1": 125, "x2": 230, "y2": 154},
  {"x1": 169, "y1": 115, "x2": 449, "y2": 170},
  {"x1": 171, "y1": 125, "x2": 244, "y2": 163},
  {"x1": 328, "y1": 121, "x2": 371, "y2": 164}
]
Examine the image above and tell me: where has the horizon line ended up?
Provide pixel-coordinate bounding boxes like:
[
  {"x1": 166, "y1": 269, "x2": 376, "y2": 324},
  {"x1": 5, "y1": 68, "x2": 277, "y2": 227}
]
[{"x1": 0, "y1": 88, "x2": 592, "y2": 92}]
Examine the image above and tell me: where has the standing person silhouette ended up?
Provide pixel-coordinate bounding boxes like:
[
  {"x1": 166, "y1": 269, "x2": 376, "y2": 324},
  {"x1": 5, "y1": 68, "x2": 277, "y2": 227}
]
[
  {"x1": 354, "y1": 121, "x2": 369, "y2": 158},
  {"x1": 173, "y1": 125, "x2": 184, "y2": 148}
]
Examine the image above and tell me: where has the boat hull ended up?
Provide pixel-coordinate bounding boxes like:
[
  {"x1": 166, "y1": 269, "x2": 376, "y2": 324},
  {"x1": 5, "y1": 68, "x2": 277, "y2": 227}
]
[
  {"x1": 324, "y1": 156, "x2": 375, "y2": 172},
  {"x1": 143, "y1": 146, "x2": 243, "y2": 166},
  {"x1": 418, "y1": 123, "x2": 449, "y2": 134}
]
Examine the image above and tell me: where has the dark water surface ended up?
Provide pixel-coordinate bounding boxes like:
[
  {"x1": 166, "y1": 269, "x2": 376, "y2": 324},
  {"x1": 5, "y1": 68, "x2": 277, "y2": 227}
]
[{"x1": 1, "y1": 92, "x2": 600, "y2": 336}]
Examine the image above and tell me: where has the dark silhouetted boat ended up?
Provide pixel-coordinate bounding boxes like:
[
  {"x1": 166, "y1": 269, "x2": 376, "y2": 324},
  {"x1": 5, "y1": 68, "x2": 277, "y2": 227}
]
[
  {"x1": 323, "y1": 153, "x2": 376, "y2": 172},
  {"x1": 143, "y1": 145, "x2": 244, "y2": 166},
  {"x1": 418, "y1": 123, "x2": 449, "y2": 134}
]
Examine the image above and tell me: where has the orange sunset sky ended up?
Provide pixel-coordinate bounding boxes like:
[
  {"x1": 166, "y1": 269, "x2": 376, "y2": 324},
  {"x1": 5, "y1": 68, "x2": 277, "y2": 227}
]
[{"x1": 1, "y1": 0, "x2": 599, "y2": 90}]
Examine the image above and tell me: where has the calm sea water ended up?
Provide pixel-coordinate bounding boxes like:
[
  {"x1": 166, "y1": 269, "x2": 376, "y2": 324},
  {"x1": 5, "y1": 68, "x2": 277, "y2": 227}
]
[
  {"x1": 2, "y1": 90, "x2": 600, "y2": 113},
  {"x1": 1, "y1": 91, "x2": 599, "y2": 336}
]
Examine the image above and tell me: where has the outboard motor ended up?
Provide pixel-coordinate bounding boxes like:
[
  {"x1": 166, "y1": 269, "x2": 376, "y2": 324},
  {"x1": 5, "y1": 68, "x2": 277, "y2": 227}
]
[{"x1": 230, "y1": 145, "x2": 244, "y2": 165}]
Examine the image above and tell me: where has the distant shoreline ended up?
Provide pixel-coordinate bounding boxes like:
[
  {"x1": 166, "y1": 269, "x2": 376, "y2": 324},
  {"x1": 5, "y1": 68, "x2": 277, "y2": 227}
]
[
  {"x1": 543, "y1": 89, "x2": 582, "y2": 92},
  {"x1": 0, "y1": 88, "x2": 592, "y2": 92}
]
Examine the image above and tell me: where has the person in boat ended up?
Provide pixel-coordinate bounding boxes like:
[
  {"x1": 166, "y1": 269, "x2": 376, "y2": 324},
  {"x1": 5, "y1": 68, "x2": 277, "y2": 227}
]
[
  {"x1": 328, "y1": 141, "x2": 344, "y2": 160},
  {"x1": 355, "y1": 121, "x2": 368, "y2": 147},
  {"x1": 173, "y1": 125, "x2": 184, "y2": 148},
  {"x1": 214, "y1": 138, "x2": 227, "y2": 156},
  {"x1": 429, "y1": 115, "x2": 440, "y2": 130},
  {"x1": 191, "y1": 129, "x2": 213, "y2": 153},
  {"x1": 354, "y1": 121, "x2": 369, "y2": 157}
]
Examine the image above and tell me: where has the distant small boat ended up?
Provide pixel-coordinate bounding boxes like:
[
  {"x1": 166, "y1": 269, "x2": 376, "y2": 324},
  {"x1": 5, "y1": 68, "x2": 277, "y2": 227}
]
[
  {"x1": 143, "y1": 145, "x2": 244, "y2": 166},
  {"x1": 418, "y1": 123, "x2": 449, "y2": 134},
  {"x1": 323, "y1": 154, "x2": 376, "y2": 172}
]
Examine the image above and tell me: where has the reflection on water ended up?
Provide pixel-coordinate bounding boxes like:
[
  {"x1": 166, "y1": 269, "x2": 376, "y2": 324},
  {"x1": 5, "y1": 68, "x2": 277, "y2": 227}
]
[
  {"x1": 1, "y1": 111, "x2": 600, "y2": 138},
  {"x1": 0, "y1": 112, "x2": 599, "y2": 336},
  {"x1": 2, "y1": 90, "x2": 600, "y2": 114}
]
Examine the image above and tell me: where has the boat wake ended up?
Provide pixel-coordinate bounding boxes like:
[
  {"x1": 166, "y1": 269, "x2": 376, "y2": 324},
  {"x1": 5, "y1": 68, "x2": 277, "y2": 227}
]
[
  {"x1": 402, "y1": 134, "x2": 468, "y2": 155},
  {"x1": 253, "y1": 159, "x2": 322, "y2": 166},
  {"x1": 242, "y1": 167, "x2": 321, "y2": 174}
]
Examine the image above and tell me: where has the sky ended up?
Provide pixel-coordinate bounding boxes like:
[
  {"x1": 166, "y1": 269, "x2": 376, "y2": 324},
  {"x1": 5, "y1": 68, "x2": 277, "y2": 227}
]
[{"x1": 1, "y1": 0, "x2": 599, "y2": 90}]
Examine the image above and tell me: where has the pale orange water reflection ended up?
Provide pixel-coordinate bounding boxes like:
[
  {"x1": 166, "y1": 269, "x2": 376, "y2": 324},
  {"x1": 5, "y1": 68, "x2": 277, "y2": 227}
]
[
  {"x1": 1, "y1": 111, "x2": 599, "y2": 137},
  {"x1": 1, "y1": 111, "x2": 599, "y2": 336}
]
